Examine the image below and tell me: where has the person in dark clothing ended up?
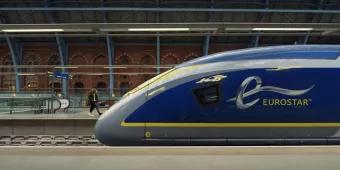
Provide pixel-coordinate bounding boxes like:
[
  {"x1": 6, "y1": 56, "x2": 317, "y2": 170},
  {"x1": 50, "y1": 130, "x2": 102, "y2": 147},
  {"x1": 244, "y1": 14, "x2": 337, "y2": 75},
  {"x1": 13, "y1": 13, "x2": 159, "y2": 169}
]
[{"x1": 88, "y1": 88, "x2": 102, "y2": 117}]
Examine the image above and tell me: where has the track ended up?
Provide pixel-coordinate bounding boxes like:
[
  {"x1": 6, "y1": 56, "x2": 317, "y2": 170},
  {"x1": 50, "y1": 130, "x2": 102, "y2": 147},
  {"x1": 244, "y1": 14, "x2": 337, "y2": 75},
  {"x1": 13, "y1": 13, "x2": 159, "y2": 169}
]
[{"x1": 0, "y1": 135, "x2": 102, "y2": 146}]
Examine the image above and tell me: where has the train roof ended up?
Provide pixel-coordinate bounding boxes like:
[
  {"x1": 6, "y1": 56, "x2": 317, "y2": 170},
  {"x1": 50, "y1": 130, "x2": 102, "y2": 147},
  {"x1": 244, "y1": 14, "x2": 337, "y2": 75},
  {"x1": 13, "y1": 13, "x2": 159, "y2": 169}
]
[{"x1": 177, "y1": 45, "x2": 340, "y2": 68}]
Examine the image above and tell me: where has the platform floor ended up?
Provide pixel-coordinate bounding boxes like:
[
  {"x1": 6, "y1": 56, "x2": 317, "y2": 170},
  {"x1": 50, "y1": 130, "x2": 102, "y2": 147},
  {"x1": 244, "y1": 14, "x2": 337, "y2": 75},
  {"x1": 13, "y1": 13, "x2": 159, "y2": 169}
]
[
  {"x1": 1, "y1": 146, "x2": 340, "y2": 170},
  {"x1": 0, "y1": 108, "x2": 107, "y2": 120}
]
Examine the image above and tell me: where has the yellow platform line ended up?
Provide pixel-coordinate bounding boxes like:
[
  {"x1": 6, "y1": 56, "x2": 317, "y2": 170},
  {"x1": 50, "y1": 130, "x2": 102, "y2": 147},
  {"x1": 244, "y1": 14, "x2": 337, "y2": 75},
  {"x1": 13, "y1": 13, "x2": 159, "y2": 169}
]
[{"x1": 121, "y1": 122, "x2": 340, "y2": 128}]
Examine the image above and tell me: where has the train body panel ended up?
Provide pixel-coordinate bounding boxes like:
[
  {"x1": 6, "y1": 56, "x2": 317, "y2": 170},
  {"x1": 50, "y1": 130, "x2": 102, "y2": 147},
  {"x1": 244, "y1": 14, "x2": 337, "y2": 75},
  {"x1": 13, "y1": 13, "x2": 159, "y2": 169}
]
[
  {"x1": 94, "y1": 88, "x2": 147, "y2": 145},
  {"x1": 126, "y1": 68, "x2": 340, "y2": 123},
  {"x1": 95, "y1": 45, "x2": 340, "y2": 146}
]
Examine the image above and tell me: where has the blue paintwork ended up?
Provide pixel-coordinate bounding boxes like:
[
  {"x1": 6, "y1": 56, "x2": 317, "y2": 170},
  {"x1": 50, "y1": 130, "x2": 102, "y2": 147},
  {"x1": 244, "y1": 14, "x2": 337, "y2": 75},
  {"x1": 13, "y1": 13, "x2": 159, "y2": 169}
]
[
  {"x1": 94, "y1": 45, "x2": 340, "y2": 146},
  {"x1": 177, "y1": 45, "x2": 340, "y2": 68},
  {"x1": 125, "y1": 68, "x2": 340, "y2": 123}
]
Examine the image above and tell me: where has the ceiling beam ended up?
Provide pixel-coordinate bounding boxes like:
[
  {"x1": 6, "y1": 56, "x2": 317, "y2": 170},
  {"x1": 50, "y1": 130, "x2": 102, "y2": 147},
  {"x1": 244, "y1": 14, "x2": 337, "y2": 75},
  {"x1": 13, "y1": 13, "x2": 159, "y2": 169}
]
[
  {"x1": 1, "y1": 32, "x2": 340, "y2": 38},
  {"x1": 0, "y1": 22, "x2": 338, "y2": 31},
  {"x1": 0, "y1": 7, "x2": 339, "y2": 14}
]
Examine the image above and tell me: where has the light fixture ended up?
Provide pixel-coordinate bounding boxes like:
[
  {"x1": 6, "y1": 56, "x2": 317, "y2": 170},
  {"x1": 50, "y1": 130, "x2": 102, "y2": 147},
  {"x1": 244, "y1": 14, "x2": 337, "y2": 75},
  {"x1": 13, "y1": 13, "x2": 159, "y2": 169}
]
[
  {"x1": 100, "y1": 28, "x2": 128, "y2": 32},
  {"x1": 189, "y1": 28, "x2": 218, "y2": 31},
  {"x1": 17, "y1": 73, "x2": 35, "y2": 76},
  {"x1": 103, "y1": 66, "x2": 127, "y2": 69},
  {"x1": 1, "y1": 29, "x2": 64, "y2": 32},
  {"x1": 54, "y1": 66, "x2": 79, "y2": 69},
  {"x1": 101, "y1": 28, "x2": 216, "y2": 32},
  {"x1": 225, "y1": 28, "x2": 252, "y2": 31},
  {"x1": 63, "y1": 29, "x2": 93, "y2": 32},
  {"x1": 252, "y1": 28, "x2": 313, "y2": 31},
  {"x1": 88, "y1": 73, "x2": 104, "y2": 76},
  {"x1": 321, "y1": 29, "x2": 338, "y2": 35},
  {"x1": 152, "y1": 66, "x2": 173, "y2": 69},
  {"x1": 128, "y1": 28, "x2": 190, "y2": 31}
]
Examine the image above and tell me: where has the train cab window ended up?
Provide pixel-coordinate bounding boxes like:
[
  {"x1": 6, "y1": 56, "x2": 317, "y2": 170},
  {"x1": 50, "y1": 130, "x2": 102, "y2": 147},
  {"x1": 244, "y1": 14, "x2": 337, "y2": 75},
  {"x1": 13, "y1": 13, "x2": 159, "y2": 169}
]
[{"x1": 193, "y1": 84, "x2": 220, "y2": 105}]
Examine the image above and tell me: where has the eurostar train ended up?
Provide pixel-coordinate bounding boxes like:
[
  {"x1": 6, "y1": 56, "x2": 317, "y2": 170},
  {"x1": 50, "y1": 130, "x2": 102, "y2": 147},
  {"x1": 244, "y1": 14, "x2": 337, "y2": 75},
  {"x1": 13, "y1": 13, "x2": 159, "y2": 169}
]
[{"x1": 95, "y1": 45, "x2": 340, "y2": 146}]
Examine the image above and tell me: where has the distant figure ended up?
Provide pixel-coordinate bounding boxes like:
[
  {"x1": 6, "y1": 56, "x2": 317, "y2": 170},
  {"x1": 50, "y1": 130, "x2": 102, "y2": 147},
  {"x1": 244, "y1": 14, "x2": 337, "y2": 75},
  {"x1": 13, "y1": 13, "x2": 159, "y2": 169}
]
[{"x1": 88, "y1": 88, "x2": 102, "y2": 117}]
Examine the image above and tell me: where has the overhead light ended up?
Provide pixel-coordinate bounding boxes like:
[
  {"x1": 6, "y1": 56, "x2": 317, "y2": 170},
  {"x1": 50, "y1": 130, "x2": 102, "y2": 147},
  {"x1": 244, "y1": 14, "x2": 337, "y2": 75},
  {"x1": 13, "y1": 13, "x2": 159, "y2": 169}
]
[
  {"x1": 128, "y1": 28, "x2": 190, "y2": 31},
  {"x1": 55, "y1": 66, "x2": 78, "y2": 69},
  {"x1": 1, "y1": 29, "x2": 64, "y2": 32},
  {"x1": 88, "y1": 73, "x2": 104, "y2": 76},
  {"x1": 152, "y1": 66, "x2": 173, "y2": 69},
  {"x1": 63, "y1": 29, "x2": 93, "y2": 32},
  {"x1": 102, "y1": 28, "x2": 216, "y2": 32},
  {"x1": 18, "y1": 73, "x2": 35, "y2": 76},
  {"x1": 100, "y1": 28, "x2": 128, "y2": 32},
  {"x1": 252, "y1": 28, "x2": 313, "y2": 31},
  {"x1": 321, "y1": 29, "x2": 338, "y2": 35},
  {"x1": 189, "y1": 28, "x2": 218, "y2": 31},
  {"x1": 225, "y1": 28, "x2": 252, "y2": 31},
  {"x1": 104, "y1": 66, "x2": 127, "y2": 69}
]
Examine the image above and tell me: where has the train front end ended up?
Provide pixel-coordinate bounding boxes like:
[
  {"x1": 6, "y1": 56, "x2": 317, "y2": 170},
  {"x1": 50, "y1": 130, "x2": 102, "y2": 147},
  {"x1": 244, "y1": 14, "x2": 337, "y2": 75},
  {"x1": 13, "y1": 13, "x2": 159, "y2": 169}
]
[{"x1": 94, "y1": 69, "x2": 175, "y2": 146}]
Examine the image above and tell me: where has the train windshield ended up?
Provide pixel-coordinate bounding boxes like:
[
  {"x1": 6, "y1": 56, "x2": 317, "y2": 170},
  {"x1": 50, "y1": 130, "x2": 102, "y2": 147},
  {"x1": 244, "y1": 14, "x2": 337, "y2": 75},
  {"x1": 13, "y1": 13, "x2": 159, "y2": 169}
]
[
  {"x1": 122, "y1": 65, "x2": 200, "y2": 98},
  {"x1": 122, "y1": 68, "x2": 175, "y2": 97}
]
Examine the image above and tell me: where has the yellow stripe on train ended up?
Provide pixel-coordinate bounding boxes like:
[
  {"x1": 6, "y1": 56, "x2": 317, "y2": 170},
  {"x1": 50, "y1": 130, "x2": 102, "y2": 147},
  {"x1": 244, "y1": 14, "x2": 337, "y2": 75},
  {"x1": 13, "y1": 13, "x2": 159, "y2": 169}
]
[{"x1": 121, "y1": 122, "x2": 340, "y2": 127}]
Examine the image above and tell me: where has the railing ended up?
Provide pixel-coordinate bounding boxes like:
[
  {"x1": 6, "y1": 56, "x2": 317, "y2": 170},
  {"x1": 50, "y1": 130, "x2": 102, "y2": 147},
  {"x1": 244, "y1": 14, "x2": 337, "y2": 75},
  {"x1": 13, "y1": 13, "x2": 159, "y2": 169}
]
[
  {"x1": 0, "y1": 91, "x2": 53, "y2": 114},
  {"x1": 0, "y1": 87, "x2": 132, "y2": 114}
]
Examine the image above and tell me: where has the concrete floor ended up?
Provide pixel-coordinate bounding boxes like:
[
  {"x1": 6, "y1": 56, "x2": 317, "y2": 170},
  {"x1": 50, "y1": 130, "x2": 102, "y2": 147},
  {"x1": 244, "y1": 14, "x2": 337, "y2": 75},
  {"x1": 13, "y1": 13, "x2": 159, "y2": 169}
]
[{"x1": 1, "y1": 146, "x2": 340, "y2": 170}]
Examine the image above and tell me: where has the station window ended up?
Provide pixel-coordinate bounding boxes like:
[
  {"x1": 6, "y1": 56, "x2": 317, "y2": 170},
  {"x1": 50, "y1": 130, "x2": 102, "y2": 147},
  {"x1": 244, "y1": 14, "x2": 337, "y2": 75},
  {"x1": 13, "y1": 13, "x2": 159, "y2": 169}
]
[{"x1": 193, "y1": 84, "x2": 220, "y2": 105}]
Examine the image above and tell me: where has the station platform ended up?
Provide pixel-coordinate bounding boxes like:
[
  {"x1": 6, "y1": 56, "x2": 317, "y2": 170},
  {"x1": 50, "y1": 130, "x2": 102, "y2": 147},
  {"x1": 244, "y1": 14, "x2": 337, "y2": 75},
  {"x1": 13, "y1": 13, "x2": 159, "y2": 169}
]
[
  {"x1": 0, "y1": 146, "x2": 339, "y2": 170},
  {"x1": 0, "y1": 108, "x2": 107, "y2": 120},
  {"x1": 0, "y1": 109, "x2": 106, "y2": 137}
]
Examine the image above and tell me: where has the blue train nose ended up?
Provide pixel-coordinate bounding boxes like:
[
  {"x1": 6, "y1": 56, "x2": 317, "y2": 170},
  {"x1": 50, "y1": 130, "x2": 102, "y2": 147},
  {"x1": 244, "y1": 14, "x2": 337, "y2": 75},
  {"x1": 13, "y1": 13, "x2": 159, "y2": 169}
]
[
  {"x1": 94, "y1": 91, "x2": 147, "y2": 146},
  {"x1": 94, "y1": 111, "x2": 145, "y2": 146},
  {"x1": 94, "y1": 100, "x2": 129, "y2": 146},
  {"x1": 94, "y1": 116, "x2": 116, "y2": 146}
]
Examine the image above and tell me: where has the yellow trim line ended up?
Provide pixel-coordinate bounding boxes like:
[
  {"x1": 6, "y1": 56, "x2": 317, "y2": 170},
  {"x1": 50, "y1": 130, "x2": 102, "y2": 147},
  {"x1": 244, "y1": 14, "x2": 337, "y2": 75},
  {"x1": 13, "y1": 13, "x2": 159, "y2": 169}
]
[{"x1": 121, "y1": 122, "x2": 340, "y2": 127}]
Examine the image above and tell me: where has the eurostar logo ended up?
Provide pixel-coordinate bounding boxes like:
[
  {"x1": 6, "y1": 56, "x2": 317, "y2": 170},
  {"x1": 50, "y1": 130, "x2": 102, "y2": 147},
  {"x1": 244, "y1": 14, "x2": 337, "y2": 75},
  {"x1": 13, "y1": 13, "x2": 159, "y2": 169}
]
[
  {"x1": 196, "y1": 75, "x2": 227, "y2": 84},
  {"x1": 228, "y1": 76, "x2": 314, "y2": 109}
]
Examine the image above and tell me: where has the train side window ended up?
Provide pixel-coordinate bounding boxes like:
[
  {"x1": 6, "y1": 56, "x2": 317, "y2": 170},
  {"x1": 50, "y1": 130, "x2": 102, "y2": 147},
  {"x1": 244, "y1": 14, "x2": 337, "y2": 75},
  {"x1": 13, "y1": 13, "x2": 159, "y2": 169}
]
[{"x1": 193, "y1": 84, "x2": 220, "y2": 105}]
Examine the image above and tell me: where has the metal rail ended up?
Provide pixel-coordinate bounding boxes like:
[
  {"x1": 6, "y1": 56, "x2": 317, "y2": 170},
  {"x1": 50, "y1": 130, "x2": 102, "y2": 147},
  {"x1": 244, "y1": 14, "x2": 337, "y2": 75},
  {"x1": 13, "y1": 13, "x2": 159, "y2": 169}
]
[
  {"x1": 0, "y1": 135, "x2": 102, "y2": 146},
  {"x1": 0, "y1": 65, "x2": 175, "y2": 68},
  {"x1": 1, "y1": 32, "x2": 339, "y2": 37},
  {"x1": 0, "y1": 72, "x2": 160, "y2": 76}
]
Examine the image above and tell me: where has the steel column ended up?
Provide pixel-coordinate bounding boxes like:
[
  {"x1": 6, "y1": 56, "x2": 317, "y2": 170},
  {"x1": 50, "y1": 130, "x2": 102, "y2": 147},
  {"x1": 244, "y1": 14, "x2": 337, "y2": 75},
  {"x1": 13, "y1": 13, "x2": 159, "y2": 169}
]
[
  {"x1": 203, "y1": 35, "x2": 210, "y2": 56},
  {"x1": 106, "y1": 35, "x2": 115, "y2": 97},
  {"x1": 303, "y1": 33, "x2": 310, "y2": 44},
  {"x1": 5, "y1": 37, "x2": 21, "y2": 92},
  {"x1": 296, "y1": 32, "x2": 310, "y2": 45},
  {"x1": 56, "y1": 35, "x2": 68, "y2": 96},
  {"x1": 254, "y1": 34, "x2": 260, "y2": 47},
  {"x1": 250, "y1": 33, "x2": 260, "y2": 47},
  {"x1": 156, "y1": 36, "x2": 160, "y2": 74}
]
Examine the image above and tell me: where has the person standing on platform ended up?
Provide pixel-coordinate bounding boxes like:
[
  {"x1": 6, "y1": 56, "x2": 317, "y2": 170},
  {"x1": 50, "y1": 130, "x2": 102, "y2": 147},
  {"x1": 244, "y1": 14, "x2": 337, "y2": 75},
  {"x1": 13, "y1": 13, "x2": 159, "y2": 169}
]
[{"x1": 88, "y1": 88, "x2": 102, "y2": 117}]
